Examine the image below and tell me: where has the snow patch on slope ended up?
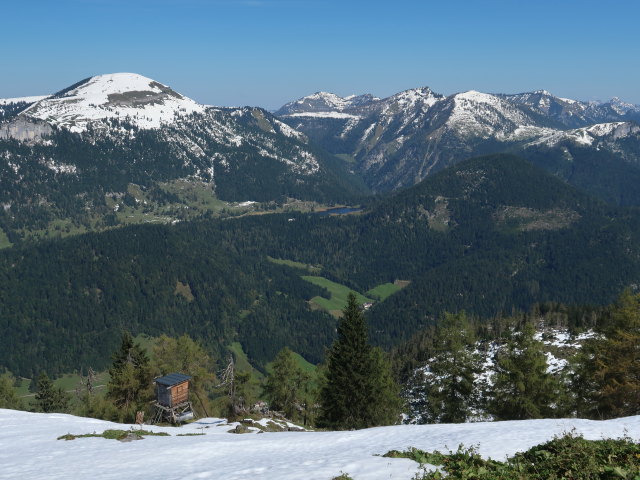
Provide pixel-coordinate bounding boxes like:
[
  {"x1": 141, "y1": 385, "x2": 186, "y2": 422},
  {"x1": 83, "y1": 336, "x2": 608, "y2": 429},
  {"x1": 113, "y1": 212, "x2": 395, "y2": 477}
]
[
  {"x1": 526, "y1": 122, "x2": 640, "y2": 148},
  {"x1": 1, "y1": 409, "x2": 638, "y2": 480},
  {"x1": 286, "y1": 111, "x2": 362, "y2": 119}
]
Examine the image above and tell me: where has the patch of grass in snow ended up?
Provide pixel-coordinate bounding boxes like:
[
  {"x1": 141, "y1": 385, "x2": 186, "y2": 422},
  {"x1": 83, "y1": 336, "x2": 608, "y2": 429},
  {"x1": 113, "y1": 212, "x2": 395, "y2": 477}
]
[
  {"x1": 58, "y1": 429, "x2": 169, "y2": 441},
  {"x1": 385, "y1": 431, "x2": 640, "y2": 479}
]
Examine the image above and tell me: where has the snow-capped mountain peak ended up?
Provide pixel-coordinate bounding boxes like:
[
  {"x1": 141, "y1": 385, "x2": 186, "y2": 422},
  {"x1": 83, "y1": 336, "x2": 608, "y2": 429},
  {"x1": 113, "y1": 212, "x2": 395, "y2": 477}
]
[
  {"x1": 275, "y1": 91, "x2": 378, "y2": 116},
  {"x1": 454, "y1": 90, "x2": 503, "y2": 105},
  {"x1": 20, "y1": 73, "x2": 205, "y2": 132},
  {"x1": 383, "y1": 87, "x2": 442, "y2": 112},
  {"x1": 445, "y1": 90, "x2": 540, "y2": 138}
]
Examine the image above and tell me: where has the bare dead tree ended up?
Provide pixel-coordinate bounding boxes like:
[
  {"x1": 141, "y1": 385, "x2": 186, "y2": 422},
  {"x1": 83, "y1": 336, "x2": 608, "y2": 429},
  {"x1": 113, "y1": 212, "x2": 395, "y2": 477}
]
[{"x1": 217, "y1": 355, "x2": 243, "y2": 416}]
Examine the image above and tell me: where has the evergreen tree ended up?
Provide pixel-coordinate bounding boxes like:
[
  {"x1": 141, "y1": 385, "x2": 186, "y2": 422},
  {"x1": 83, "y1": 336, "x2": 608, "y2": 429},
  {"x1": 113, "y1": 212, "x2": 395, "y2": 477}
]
[
  {"x1": 0, "y1": 372, "x2": 23, "y2": 410},
  {"x1": 263, "y1": 347, "x2": 311, "y2": 422},
  {"x1": 106, "y1": 331, "x2": 152, "y2": 420},
  {"x1": 573, "y1": 290, "x2": 640, "y2": 419},
  {"x1": 317, "y1": 292, "x2": 401, "y2": 430},
  {"x1": 488, "y1": 323, "x2": 564, "y2": 420},
  {"x1": 34, "y1": 372, "x2": 69, "y2": 413},
  {"x1": 409, "y1": 312, "x2": 480, "y2": 423}
]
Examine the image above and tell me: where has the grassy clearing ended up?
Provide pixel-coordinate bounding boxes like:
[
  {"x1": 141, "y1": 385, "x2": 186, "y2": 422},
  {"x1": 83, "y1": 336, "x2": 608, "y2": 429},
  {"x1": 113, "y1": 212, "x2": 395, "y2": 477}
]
[
  {"x1": 266, "y1": 351, "x2": 317, "y2": 376},
  {"x1": 267, "y1": 256, "x2": 321, "y2": 273},
  {"x1": 7, "y1": 180, "x2": 344, "y2": 248},
  {"x1": 366, "y1": 283, "x2": 402, "y2": 301},
  {"x1": 228, "y1": 342, "x2": 263, "y2": 378},
  {"x1": 174, "y1": 280, "x2": 195, "y2": 302},
  {"x1": 54, "y1": 372, "x2": 109, "y2": 393},
  {"x1": 17, "y1": 370, "x2": 110, "y2": 407},
  {"x1": 0, "y1": 229, "x2": 12, "y2": 249},
  {"x1": 302, "y1": 276, "x2": 373, "y2": 312}
]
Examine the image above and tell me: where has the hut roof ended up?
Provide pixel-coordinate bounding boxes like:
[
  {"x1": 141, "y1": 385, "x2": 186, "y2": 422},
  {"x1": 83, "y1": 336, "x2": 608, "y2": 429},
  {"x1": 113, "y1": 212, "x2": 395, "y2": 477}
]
[{"x1": 155, "y1": 373, "x2": 192, "y2": 387}]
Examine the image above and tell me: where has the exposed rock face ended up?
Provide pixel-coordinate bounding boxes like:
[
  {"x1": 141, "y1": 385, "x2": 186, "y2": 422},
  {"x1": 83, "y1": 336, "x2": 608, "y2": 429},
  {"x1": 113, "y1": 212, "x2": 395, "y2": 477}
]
[{"x1": 0, "y1": 117, "x2": 53, "y2": 141}]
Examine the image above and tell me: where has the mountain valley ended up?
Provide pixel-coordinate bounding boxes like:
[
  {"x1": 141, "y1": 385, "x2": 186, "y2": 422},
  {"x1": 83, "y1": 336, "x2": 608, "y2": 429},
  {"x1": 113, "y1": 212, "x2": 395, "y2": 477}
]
[{"x1": 1, "y1": 73, "x2": 640, "y2": 429}]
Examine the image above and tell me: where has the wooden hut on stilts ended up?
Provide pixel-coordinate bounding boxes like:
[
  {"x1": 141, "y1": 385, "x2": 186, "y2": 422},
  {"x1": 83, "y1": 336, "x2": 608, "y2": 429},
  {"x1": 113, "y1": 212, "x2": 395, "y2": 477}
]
[{"x1": 151, "y1": 373, "x2": 195, "y2": 424}]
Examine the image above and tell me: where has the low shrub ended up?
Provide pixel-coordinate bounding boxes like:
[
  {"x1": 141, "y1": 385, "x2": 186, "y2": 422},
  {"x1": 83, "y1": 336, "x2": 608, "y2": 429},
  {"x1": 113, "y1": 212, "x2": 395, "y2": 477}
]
[{"x1": 383, "y1": 432, "x2": 640, "y2": 479}]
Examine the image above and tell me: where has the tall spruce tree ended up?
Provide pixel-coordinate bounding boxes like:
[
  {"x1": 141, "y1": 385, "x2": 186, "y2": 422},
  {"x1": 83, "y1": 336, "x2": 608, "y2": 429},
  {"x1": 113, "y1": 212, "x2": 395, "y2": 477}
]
[
  {"x1": 573, "y1": 290, "x2": 640, "y2": 419},
  {"x1": 263, "y1": 347, "x2": 311, "y2": 422},
  {"x1": 106, "y1": 331, "x2": 152, "y2": 420},
  {"x1": 317, "y1": 293, "x2": 401, "y2": 430},
  {"x1": 34, "y1": 372, "x2": 69, "y2": 413},
  {"x1": 410, "y1": 312, "x2": 480, "y2": 423},
  {"x1": 488, "y1": 323, "x2": 564, "y2": 420}
]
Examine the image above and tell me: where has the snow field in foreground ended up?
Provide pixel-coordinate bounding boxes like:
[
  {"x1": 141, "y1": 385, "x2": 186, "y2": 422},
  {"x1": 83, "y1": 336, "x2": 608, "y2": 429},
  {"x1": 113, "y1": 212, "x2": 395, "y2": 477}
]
[{"x1": 0, "y1": 409, "x2": 638, "y2": 480}]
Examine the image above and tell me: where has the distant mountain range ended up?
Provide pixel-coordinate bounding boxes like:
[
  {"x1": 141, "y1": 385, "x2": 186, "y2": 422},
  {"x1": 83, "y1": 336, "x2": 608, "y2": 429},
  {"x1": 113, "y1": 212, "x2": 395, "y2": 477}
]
[
  {"x1": 0, "y1": 73, "x2": 366, "y2": 240},
  {"x1": 2, "y1": 73, "x2": 640, "y2": 241},
  {"x1": 3, "y1": 74, "x2": 640, "y2": 377},
  {"x1": 276, "y1": 88, "x2": 640, "y2": 203}
]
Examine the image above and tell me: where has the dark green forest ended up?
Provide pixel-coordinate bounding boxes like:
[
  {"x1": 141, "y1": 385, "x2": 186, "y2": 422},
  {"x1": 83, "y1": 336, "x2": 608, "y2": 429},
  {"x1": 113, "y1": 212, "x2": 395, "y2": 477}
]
[{"x1": 2, "y1": 154, "x2": 640, "y2": 377}]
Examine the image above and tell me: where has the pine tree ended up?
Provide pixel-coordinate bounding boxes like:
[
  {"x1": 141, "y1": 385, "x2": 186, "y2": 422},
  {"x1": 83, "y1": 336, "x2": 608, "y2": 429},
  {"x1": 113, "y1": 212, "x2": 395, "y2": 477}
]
[
  {"x1": 573, "y1": 290, "x2": 640, "y2": 419},
  {"x1": 34, "y1": 372, "x2": 69, "y2": 413},
  {"x1": 106, "y1": 331, "x2": 152, "y2": 420},
  {"x1": 263, "y1": 347, "x2": 311, "y2": 421},
  {"x1": 488, "y1": 323, "x2": 564, "y2": 420},
  {"x1": 410, "y1": 312, "x2": 480, "y2": 423},
  {"x1": 317, "y1": 292, "x2": 401, "y2": 430}
]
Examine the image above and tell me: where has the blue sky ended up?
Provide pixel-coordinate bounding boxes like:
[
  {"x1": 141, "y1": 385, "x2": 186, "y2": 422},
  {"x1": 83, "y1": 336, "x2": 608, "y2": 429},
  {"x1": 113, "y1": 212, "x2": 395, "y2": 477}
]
[{"x1": 3, "y1": 0, "x2": 639, "y2": 109}]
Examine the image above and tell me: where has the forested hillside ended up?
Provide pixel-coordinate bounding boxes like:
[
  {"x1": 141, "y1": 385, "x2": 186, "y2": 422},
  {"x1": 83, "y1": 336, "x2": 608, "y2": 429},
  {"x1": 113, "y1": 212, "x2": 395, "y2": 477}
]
[
  {"x1": 3, "y1": 154, "x2": 640, "y2": 377},
  {"x1": 0, "y1": 222, "x2": 335, "y2": 377}
]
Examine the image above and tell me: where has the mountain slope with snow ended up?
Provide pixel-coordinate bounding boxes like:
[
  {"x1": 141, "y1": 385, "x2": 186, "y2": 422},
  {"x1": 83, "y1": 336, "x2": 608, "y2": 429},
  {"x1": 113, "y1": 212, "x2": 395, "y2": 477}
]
[
  {"x1": 0, "y1": 74, "x2": 368, "y2": 237},
  {"x1": 277, "y1": 87, "x2": 640, "y2": 200},
  {"x1": 20, "y1": 73, "x2": 205, "y2": 132},
  {"x1": 1, "y1": 409, "x2": 637, "y2": 480}
]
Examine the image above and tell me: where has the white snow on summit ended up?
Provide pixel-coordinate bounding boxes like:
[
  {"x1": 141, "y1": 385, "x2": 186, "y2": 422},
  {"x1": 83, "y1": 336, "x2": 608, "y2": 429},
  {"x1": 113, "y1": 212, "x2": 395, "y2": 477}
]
[
  {"x1": 21, "y1": 73, "x2": 205, "y2": 132},
  {"x1": 445, "y1": 91, "x2": 539, "y2": 139},
  {"x1": 286, "y1": 111, "x2": 362, "y2": 119}
]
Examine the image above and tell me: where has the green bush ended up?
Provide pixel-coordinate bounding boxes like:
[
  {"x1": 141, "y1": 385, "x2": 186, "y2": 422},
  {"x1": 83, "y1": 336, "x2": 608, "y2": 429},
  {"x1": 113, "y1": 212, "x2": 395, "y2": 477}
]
[{"x1": 384, "y1": 432, "x2": 640, "y2": 479}]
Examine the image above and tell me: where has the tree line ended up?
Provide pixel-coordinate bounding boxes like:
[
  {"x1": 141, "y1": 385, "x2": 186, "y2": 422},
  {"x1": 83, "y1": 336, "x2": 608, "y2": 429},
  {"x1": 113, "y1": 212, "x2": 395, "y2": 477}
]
[{"x1": 2, "y1": 289, "x2": 637, "y2": 429}]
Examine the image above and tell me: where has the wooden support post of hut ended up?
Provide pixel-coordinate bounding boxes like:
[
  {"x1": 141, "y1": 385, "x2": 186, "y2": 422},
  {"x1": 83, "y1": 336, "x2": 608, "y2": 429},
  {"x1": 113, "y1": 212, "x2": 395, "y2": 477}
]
[{"x1": 152, "y1": 373, "x2": 195, "y2": 424}]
